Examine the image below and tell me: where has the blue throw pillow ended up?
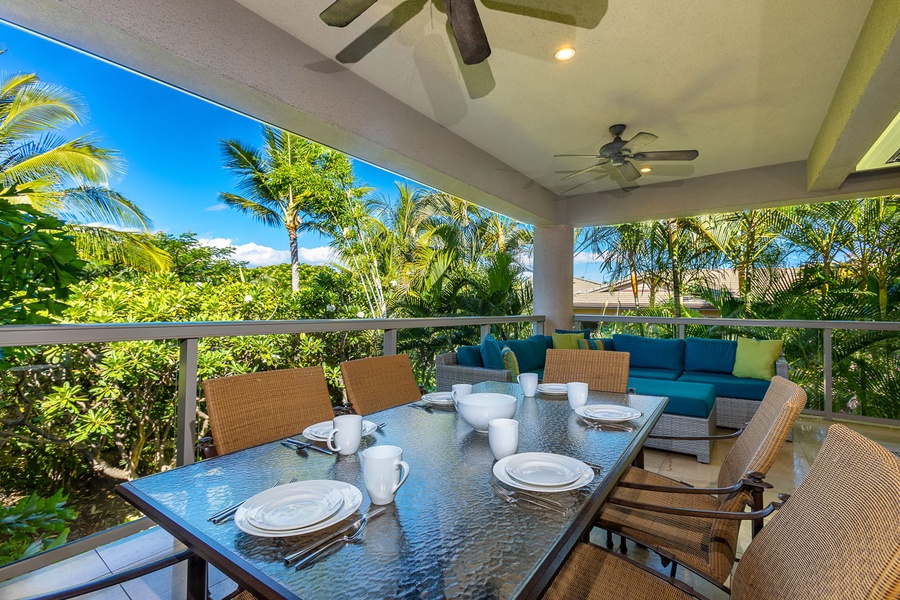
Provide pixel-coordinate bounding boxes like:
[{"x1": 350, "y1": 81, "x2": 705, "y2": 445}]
[
  {"x1": 555, "y1": 328, "x2": 591, "y2": 340},
  {"x1": 612, "y1": 333, "x2": 685, "y2": 372},
  {"x1": 480, "y1": 334, "x2": 507, "y2": 370},
  {"x1": 456, "y1": 345, "x2": 484, "y2": 368},
  {"x1": 684, "y1": 337, "x2": 737, "y2": 374}
]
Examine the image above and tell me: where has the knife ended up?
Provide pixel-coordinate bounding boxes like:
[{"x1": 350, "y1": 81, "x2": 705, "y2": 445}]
[
  {"x1": 283, "y1": 506, "x2": 388, "y2": 565},
  {"x1": 285, "y1": 438, "x2": 335, "y2": 455}
]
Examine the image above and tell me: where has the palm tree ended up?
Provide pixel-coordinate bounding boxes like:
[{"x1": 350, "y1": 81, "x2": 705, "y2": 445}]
[
  {"x1": 0, "y1": 63, "x2": 168, "y2": 271},
  {"x1": 219, "y1": 126, "x2": 353, "y2": 292}
]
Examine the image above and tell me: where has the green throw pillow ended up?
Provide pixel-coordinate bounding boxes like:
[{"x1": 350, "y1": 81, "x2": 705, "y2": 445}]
[
  {"x1": 552, "y1": 332, "x2": 584, "y2": 349},
  {"x1": 501, "y1": 347, "x2": 520, "y2": 378},
  {"x1": 577, "y1": 338, "x2": 604, "y2": 350},
  {"x1": 732, "y1": 337, "x2": 783, "y2": 380}
]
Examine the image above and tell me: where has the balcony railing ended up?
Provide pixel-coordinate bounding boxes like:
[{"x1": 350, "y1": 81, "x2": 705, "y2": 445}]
[
  {"x1": 575, "y1": 314, "x2": 900, "y2": 427},
  {"x1": 0, "y1": 315, "x2": 543, "y2": 578}
]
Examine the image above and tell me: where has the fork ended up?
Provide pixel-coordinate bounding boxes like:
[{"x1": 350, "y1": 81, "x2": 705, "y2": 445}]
[
  {"x1": 408, "y1": 403, "x2": 433, "y2": 413},
  {"x1": 209, "y1": 477, "x2": 297, "y2": 524},
  {"x1": 293, "y1": 514, "x2": 371, "y2": 570},
  {"x1": 489, "y1": 480, "x2": 567, "y2": 514}
]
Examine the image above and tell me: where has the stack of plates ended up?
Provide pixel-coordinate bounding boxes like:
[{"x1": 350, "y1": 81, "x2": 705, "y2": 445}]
[
  {"x1": 574, "y1": 404, "x2": 642, "y2": 423},
  {"x1": 535, "y1": 383, "x2": 568, "y2": 396},
  {"x1": 492, "y1": 452, "x2": 594, "y2": 492},
  {"x1": 234, "y1": 480, "x2": 362, "y2": 537},
  {"x1": 303, "y1": 420, "x2": 378, "y2": 441},
  {"x1": 420, "y1": 392, "x2": 455, "y2": 407}
]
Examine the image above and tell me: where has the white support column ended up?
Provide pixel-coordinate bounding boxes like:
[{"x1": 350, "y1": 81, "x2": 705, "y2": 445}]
[{"x1": 533, "y1": 225, "x2": 574, "y2": 333}]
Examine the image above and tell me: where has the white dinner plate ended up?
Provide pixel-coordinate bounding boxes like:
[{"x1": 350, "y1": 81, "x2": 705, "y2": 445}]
[
  {"x1": 303, "y1": 420, "x2": 378, "y2": 441},
  {"x1": 235, "y1": 481, "x2": 362, "y2": 538},
  {"x1": 421, "y1": 392, "x2": 455, "y2": 406},
  {"x1": 575, "y1": 404, "x2": 642, "y2": 423},
  {"x1": 242, "y1": 481, "x2": 344, "y2": 531},
  {"x1": 536, "y1": 383, "x2": 568, "y2": 396},
  {"x1": 505, "y1": 455, "x2": 581, "y2": 487},
  {"x1": 493, "y1": 453, "x2": 594, "y2": 493}
]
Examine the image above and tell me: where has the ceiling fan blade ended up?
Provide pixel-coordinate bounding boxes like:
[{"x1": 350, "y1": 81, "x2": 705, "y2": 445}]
[
  {"x1": 616, "y1": 161, "x2": 642, "y2": 182},
  {"x1": 561, "y1": 162, "x2": 606, "y2": 180},
  {"x1": 320, "y1": 0, "x2": 379, "y2": 27},
  {"x1": 554, "y1": 153, "x2": 603, "y2": 158},
  {"x1": 623, "y1": 132, "x2": 658, "y2": 154},
  {"x1": 446, "y1": 0, "x2": 492, "y2": 64},
  {"x1": 633, "y1": 150, "x2": 699, "y2": 161}
]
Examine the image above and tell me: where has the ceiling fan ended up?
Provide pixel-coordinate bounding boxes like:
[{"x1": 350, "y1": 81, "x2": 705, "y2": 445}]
[
  {"x1": 555, "y1": 124, "x2": 699, "y2": 183},
  {"x1": 320, "y1": 0, "x2": 491, "y2": 65}
]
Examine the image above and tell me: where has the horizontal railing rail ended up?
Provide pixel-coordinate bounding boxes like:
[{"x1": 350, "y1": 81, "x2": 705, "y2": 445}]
[
  {"x1": 0, "y1": 315, "x2": 544, "y2": 578},
  {"x1": 575, "y1": 314, "x2": 900, "y2": 428}
]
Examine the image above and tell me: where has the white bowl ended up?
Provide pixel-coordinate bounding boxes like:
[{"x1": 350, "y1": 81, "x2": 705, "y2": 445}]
[{"x1": 456, "y1": 393, "x2": 517, "y2": 432}]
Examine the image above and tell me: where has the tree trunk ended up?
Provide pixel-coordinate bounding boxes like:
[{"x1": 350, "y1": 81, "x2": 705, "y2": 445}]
[
  {"x1": 667, "y1": 220, "x2": 683, "y2": 317},
  {"x1": 288, "y1": 226, "x2": 300, "y2": 292}
]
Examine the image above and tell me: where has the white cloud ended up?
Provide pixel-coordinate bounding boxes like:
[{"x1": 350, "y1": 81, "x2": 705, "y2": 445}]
[
  {"x1": 574, "y1": 251, "x2": 606, "y2": 265},
  {"x1": 197, "y1": 238, "x2": 337, "y2": 267},
  {"x1": 204, "y1": 204, "x2": 229, "y2": 212}
]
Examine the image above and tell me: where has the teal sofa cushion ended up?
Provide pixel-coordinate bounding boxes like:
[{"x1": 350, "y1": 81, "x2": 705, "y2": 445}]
[
  {"x1": 480, "y1": 334, "x2": 507, "y2": 370},
  {"x1": 684, "y1": 338, "x2": 736, "y2": 374},
  {"x1": 629, "y1": 377, "x2": 716, "y2": 418},
  {"x1": 555, "y1": 328, "x2": 591, "y2": 339},
  {"x1": 506, "y1": 335, "x2": 552, "y2": 373},
  {"x1": 598, "y1": 337, "x2": 614, "y2": 350},
  {"x1": 613, "y1": 334, "x2": 685, "y2": 372},
  {"x1": 678, "y1": 371, "x2": 771, "y2": 401},
  {"x1": 628, "y1": 367, "x2": 681, "y2": 381},
  {"x1": 456, "y1": 345, "x2": 484, "y2": 367}
]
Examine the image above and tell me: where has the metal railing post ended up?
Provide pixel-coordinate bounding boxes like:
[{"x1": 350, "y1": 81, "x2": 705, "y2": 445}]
[
  {"x1": 533, "y1": 320, "x2": 544, "y2": 336},
  {"x1": 480, "y1": 324, "x2": 491, "y2": 340},
  {"x1": 176, "y1": 338, "x2": 199, "y2": 467},
  {"x1": 823, "y1": 328, "x2": 833, "y2": 420},
  {"x1": 383, "y1": 329, "x2": 397, "y2": 356},
  {"x1": 678, "y1": 324, "x2": 685, "y2": 339}
]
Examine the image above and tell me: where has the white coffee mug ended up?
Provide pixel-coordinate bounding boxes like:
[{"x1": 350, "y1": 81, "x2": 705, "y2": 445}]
[
  {"x1": 326, "y1": 414, "x2": 363, "y2": 455},
  {"x1": 362, "y1": 445, "x2": 410, "y2": 505},
  {"x1": 567, "y1": 382, "x2": 589, "y2": 409},
  {"x1": 517, "y1": 372, "x2": 538, "y2": 396},
  {"x1": 451, "y1": 383, "x2": 473, "y2": 408},
  {"x1": 489, "y1": 418, "x2": 519, "y2": 460}
]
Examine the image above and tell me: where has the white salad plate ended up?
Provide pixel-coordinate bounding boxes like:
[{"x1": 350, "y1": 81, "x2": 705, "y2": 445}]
[
  {"x1": 493, "y1": 453, "x2": 593, "y2": 493},
  {"x1": 575, "y1": 404, "x2": 642, "y2": 423},
  {"x1": 535, "y1": 383, "x2": 568, "y2": 396},
  {"x1": 235, "y1": 481, "x2": 362, "y2": 538},
  {"x1": 303, "y1": 420, "x2": 378, "y2": 441},
  {"x1": 242, "y1": 482, "x2": 344, "y2": 531},
  {"x1": 421, "y1": 392, "x2": 455, "y2": 406},
  {"x1": 505, "y1": 455, "x2": 582, "y2": 487}
]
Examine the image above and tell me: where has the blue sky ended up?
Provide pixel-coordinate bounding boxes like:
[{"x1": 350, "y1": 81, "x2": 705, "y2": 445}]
[{"x1": 0, "y1": 20, "x2": 603, "y2": 279}]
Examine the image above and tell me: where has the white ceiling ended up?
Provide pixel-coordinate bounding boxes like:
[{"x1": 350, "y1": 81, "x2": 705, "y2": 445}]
[{"x1": 235, "y1": 0, "x2": 874, "y2": 196}]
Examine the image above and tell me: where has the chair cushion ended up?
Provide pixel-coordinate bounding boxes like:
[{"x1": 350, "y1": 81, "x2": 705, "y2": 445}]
[
  {"x1": 684, "y1": 337, "x2": 737, "y2": 374},
  {"x1": 678, "y1": 371, "x2": 772, "y2": 401},
  {"x1": 480, "y1": 334, "x2": 507, "y2": 370},
  {"x1": 501, "y1": 348, "x2": 520, "y2": 378},
  {"x1": 628, "y1": 367, "x2": 682, "y2": 381},
  {"x1": 552, "y1": 332, "x2": 584, "y2": 349},
  {"x1": 555, "y1": 328, "x2": 591, "y2": 339},
  {"x1": 613, "y1": 334, "x2": 685, "y2": 372},
  {"x1": 732, "y1": 337, "x2": 783, "y2": 380},
  {"x1": 629, "y1": 377, "x2": 716, "y2": 418},
  {"x1": 506, "y1": 335, "x2": 551, "y2": 373},
  {"x1": 456, "y1": 345, "x2": 484, "y2": 368}
]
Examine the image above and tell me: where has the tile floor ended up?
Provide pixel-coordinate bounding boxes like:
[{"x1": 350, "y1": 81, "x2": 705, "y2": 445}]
[{"x1": 1, "y1": 416, "x2": 897, "y2": 600}]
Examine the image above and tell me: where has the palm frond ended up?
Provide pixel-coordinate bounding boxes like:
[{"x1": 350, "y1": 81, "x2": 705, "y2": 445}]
[
  {"x1": 2, "y1": 134, "x2": 120, "y2": 186},
  {"x1": 218, "y1": 192, "x2": 283, "y2": 228},
  {"x1": 57, "y1": 186, "x2": 152, "y2": 230},
  {"x1": 68, "y1": 225, "x2": 171, "y2": 272}
]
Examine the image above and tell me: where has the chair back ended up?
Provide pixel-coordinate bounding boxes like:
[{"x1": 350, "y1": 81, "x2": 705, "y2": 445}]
[
  {"x1": 732, "y1": 424, "x2": 900, "y2": 599},
  {"x1": 203, "y1": 366, "x2": 334, "y2": 455},
  {"x1": 717, "y1": 376, "x2": 806, "y2": 488},
  {"x1": 542, "y1": 349, "x2": 630, "y2": 393},
  {"x1": 340, "y1": 354, "x2": 422, "y2": 415}
]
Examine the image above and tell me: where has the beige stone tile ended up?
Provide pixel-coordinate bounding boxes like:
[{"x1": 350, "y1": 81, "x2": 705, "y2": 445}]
[
  {"x1": 98, "y1": 527, "x2": 185, "y2": 574},
  {"x1": 0, "y1": 551, "x2": 116, "y2": 598}
]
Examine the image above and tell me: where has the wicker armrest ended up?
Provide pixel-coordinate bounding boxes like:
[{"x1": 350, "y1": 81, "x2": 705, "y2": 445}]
[
  {"x1": 776, "y1": 353, "x2": 789, "y2": 379},
  {"x1": 616, "y1": 471, "x2": 772, "y2": 496},
  {"x1": 435, "y1": 352, "x2": 511, "y2": 391}
]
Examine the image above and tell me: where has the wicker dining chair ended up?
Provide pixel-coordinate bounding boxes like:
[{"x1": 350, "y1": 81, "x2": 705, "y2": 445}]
[
  {"x1": 596, "y1": 376, "x2": 806, "y2": 584},
  {"x1": 203, "y1": 366, "x2": 335, "y2": 455},
  {"x1": 544, "y1": 423, "x2": 900, "y2": 600},
  {"x1": 542, "y1": 349, "x2": 631, "y2": 393},
  {"x1": 340, "y1": 354, "x2": 422, "y2": 415}
]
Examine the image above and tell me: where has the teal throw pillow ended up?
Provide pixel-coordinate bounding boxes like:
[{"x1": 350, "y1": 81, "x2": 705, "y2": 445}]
[{"x1": 480, "y1": 334, "x2": 507, "y2": 370}]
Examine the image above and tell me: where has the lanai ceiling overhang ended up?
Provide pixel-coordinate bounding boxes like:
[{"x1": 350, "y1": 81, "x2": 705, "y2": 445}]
[{"x1": 3, "y1": 0, "x2": 900, "y2": 229}]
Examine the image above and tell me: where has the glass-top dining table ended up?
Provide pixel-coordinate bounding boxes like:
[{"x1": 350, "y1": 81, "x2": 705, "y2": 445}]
[{"x1": 117, "y1": 381, "x2": 668, "y2": 599}]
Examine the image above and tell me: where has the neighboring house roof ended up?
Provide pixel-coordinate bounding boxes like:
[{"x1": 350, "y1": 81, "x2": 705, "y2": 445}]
[{"x1": 573, "y1": 268, "x2": 797, "y2": 312}]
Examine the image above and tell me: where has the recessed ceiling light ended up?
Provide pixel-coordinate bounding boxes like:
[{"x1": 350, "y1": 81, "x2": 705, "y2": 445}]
[
  {"x1": 640, "y1": 166, "x2": 652, "y2": 173},
  {"x1": 555, "y1": 47, "x2": 575, "y2": 61}
]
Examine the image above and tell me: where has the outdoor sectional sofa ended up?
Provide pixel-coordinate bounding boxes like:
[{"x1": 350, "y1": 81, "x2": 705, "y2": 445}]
[{"x1": 435, "y1": 333, "x2": 789, "y2": 463}]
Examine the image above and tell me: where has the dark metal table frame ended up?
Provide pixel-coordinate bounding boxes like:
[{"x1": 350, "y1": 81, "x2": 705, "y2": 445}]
[{"x1": 118, "y1": 382, "x2": 667, "y2": 599}]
